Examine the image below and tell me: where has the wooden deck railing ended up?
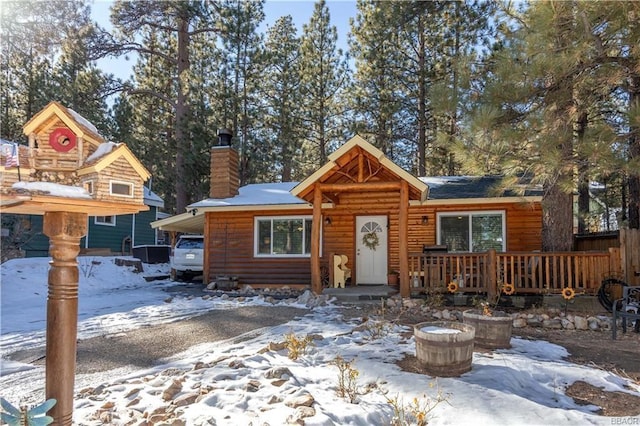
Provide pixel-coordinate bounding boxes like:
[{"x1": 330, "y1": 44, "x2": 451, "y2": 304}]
[{"x1": 409, "y1": 249, "x2": 619, "y2": 297}]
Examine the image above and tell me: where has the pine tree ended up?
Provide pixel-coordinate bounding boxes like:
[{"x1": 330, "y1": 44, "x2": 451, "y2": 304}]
[
  {"x1": 216, "y1": 0, "x2": 266, "y2": 185},
  {"x1": 260, "y1": 15, "x2": 304, "y2": 182},
  {"x1": 104, "y1": 0, "x2": 220, "y2": 213},
  {"x1": 298, "y1": 0, "x2": 350, "y2": 172},
  {"x1": 0, "y1": 0, "x2": 96, "y2": 140},
  {"x1": 348, "y1": 0, "x2": 404, "y2": 160}
]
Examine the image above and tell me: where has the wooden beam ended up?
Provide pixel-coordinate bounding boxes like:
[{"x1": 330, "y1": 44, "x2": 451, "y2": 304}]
[
  {"x1": 399, "y1": 181, "x2": 409, "y2": 297},
  {"x1": 203, "y1": 212, "x2": 210, "y2": 285},
  {"x1": 358, "y1": 152, "x2": 364, "y2": 182},
  {"x1": 311, "y1": 185, "x2": 322, "y2": 294},
  {"x1": 319, "y1": 181, "x2": 402, "y2": 193}
]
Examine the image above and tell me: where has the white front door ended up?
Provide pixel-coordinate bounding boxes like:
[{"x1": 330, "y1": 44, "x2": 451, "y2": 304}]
[{"x1": 356, "y1": 215, "x2": 388, "y2": 285}]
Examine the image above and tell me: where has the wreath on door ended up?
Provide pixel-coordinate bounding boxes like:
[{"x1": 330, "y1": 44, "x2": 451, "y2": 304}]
[{"x1": 362, "y1": 231, "x2": 380, "y2": 251}]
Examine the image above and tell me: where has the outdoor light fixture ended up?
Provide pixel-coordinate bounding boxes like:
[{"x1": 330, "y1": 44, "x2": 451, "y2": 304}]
[
  {"x1": 325, "y1": 216, "x2": 332, "y2": 225},
  {"x1": 422, "y1": 216, "x2": 429, "y2": 225},
  {"x1": 191, "y1": 208, "x2": 198, "y2": 216}
]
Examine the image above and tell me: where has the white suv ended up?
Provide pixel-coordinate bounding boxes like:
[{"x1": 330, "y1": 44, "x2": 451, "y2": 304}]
[{"x1": 170, "y1": 235, "x2": 204, "y2": 281}]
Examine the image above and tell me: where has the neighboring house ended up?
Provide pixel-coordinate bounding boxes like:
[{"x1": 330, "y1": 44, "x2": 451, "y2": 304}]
[
  {"x1": 7, "y1": 187, "x2": 166, "y2": 257},
  {"x1": 153, "y1": 136, "x2": 544, "y2": 294}
]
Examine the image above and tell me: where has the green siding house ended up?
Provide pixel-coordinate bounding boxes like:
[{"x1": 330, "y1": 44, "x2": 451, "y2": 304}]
[{"x1": 9, "y1": 187, "x2": 166, "y2": 257}]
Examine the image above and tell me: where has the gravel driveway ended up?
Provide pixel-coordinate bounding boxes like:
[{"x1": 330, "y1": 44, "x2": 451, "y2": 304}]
[{"x1": 8, "y1": 305, "x2": 309, "y2": 374}]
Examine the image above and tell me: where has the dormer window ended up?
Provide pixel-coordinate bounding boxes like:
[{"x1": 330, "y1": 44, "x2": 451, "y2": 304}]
[{"x1": 110, "y1": 180, "x2": 133, "y2": 197}]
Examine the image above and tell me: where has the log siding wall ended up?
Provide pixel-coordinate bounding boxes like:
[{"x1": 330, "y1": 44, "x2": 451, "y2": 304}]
[{"x1": 204, "y1": 198, "x2": 543, "y2": 286}]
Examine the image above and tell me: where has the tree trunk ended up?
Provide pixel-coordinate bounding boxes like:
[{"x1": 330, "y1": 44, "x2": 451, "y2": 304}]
[
  {"x1": 576, "y1": 111, "x2": 589, "y2": 233},
  {"x1": 417, "y1": 15, "x2": 427, "y2": 177},
  {"x1": 175, "y1": 14, "x2": 190, "y2": 214},
  {"x1": 628, "y1": 75, "x2": 640, "y2": 229},
  {"x1": 541, "y1": 1, "x2": 575, "y2": 252}
]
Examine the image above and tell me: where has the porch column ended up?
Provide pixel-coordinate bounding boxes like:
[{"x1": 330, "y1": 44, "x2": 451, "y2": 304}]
[
  {"x1": 311, "y1": 185, "x2": 322, "y2": 294},
  {"x1": 399, "y1": 181, "x2": 409, "y2": 297},
  {"x1": 43, "y1": 211, "x2": 88, "y2": 425}
]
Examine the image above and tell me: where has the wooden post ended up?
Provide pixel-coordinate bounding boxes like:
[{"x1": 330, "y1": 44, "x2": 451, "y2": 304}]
[
  {"x1": 311, "y1": 185, "x2": 322, "y2": 294},
  {"x1": 487, "y1": 249, "x2": 497, "y2": 301},
  {"x1": 43, "y1": 211, "x2": 88, "y2": 426},
  {"x1": 399, "y1": 181, "x2": 409, "y2": 297}
]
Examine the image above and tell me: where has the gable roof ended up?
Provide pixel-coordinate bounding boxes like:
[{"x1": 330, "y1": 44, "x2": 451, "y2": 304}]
[
  {"x1": 291, "y1": 135, "x2": 429, "y2": 203},
  {"x1": 77, "y1": 143, "x2": 151, "y2": 181},
  {"x1": 22, "y1": 101, "x2": 104, "y2": 147}
]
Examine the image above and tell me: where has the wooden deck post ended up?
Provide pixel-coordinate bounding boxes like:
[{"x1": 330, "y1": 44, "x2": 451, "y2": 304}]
[
  {"x1": 311, "y1": 185, "x2": 322, "y2": 294},
  {"x1": 399, "y1": 181, "x2": 409, "y2": 297},
  {"x1": 43, "y1": 211, "x2": 88, "y2": 426},
  {"x1": 487, "y1": 249, "x2": 497, "y2": 301}
]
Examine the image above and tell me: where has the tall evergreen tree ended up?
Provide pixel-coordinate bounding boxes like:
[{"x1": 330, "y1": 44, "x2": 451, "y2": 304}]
[
  {"x1": 0, "y1": 0, "x2": 97, "y2": 140},
  {"x1": 259, "y1": 15, "x2": 304, "y2": 182},
  {"x1": 298, "y1": 0, "x2": 350, "y2": 172},
  {"x1": 102, "y1": 0, "x2": 220, "y2": 213},
  {"x1": 348, "y1": 0, "x2": 404, "y2": 160},
  {"x1": 217, "y1": 0, "x2": 266, "y2": 185}
]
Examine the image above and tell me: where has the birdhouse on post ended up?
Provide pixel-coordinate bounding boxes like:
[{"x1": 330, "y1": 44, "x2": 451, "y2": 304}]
[{"x1": 0, "y1": 101, "x2": 150, "y2": 425}]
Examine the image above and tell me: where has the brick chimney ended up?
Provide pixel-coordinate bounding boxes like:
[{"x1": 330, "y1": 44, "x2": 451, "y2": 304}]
[{"x1": 209, "y1": 128, "x2": 239, "y2": 199}]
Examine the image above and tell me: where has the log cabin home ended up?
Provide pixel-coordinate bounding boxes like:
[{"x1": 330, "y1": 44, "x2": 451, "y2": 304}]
[{"x1": 153, "y1": 134, "x2": 625, "y2": 299}]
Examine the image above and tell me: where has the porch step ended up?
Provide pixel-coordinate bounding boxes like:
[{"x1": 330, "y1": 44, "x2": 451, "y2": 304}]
[{"x1": 323, "y1": 285, "x2": 398, "y2": 302}]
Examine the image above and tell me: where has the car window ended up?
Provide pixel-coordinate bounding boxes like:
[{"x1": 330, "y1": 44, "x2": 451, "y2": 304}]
[{"x1": 176, "y1": 238, "x2": 203, "y2": 249}]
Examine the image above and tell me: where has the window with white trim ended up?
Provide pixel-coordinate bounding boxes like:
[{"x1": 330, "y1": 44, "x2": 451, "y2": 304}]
[
  {"x1": 255, "y1": 216, "x2": 315, "y2": 257},
  {"x1": 110, "y1": 180, "x2": 133, "y2": 197},
  {"x1": 95, "y1": 216, "x2": 116, "y2": 226},
  {"x1": 437, "y1": 211, "x2": 505, "y2": 252}
]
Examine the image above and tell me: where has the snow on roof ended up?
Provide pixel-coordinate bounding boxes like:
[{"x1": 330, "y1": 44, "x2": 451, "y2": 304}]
[
  {"x1": 12, "y1": 181, "x2": 92, "y2": 199},
  {"x1": 189, "y1": 182, "x2": 306, "y2": 208},
  {"x1": 67, "y1": 108, "x2": 99, "y2": 135},
  {"x1": 85, "y1": 141, "x2": 119, "y2": 163}
]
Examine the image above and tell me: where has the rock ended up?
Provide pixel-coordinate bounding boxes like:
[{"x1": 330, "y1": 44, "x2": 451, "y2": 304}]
[
  {"x1": 561, "y1": 318, "x2": 575, "y2": 330},
  {"x1": 441, "y1": 309, "x2": 451, "y2": 320},
  {"x1": 297, "y1": 290, "x2": 314, "y2": 305},
  {"x1": 268, "y1": 341, "x2": 287, "y2": 352},
  {"x1": 229, "y1": 359, "x2": 246, "y2": 369},
  {"x1": 527, "y1": 318, "x2": 543, "y2": 327},
  {"x1": 512, "y1": 318, "x2": 528, "y2": 328},
  {"x1": 265, "y1": 367, "x2": 292, "y2": 380},
  {"x1": 587, "y1": 317, "x2": 600, "y2": 331},
  {"x1": 286, "y1": 406, "x2": 316, "y2": 425},
  {"x1": 164, "y1": 297, "x2": 173, "y2": 303},
  {"x1": 245, "y1": 380, "x2": 261, "y2": 393},
  {"x1": 162, "y1": 380, "x2": 182, "y2": 401},
  {"x1": 192, "y1": 362, "x2": 207, "y2": 371},
  {"x1": 574, "y1": 315, "x2": 588, "y2": 330},
  {"x1": 543, "y1": 319, "x2": 562, "y2": 329},
  {"x1": 268, "y1": 395, "x2": 283, "y2": 404},
  {"x1": 271, "y1": 379, "x2": 288, "y2": 387},
  {"x1": 403, "y1": 299, "x2": 418, "y2": 309},
  {"x1": 174, "y1": 392, "x2": 199, "y2": 407},
  {"x1": 284, "y1": 393, "x2": 315, "y2": 408}
]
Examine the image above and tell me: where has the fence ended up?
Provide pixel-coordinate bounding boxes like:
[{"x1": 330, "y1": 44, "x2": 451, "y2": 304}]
[{"x1": 408, "y1": 249, "x2": 619, "y2": 298}]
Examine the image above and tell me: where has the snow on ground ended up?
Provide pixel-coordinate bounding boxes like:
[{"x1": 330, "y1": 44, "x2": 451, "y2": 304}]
[{"x1": 1, "y1": 257, "x2": 639, "y2": 425}]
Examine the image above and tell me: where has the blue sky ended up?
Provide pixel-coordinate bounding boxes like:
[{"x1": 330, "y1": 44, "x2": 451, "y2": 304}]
[{"x1": 92, "y1": 0, "x2": 357, "y2": 80}]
